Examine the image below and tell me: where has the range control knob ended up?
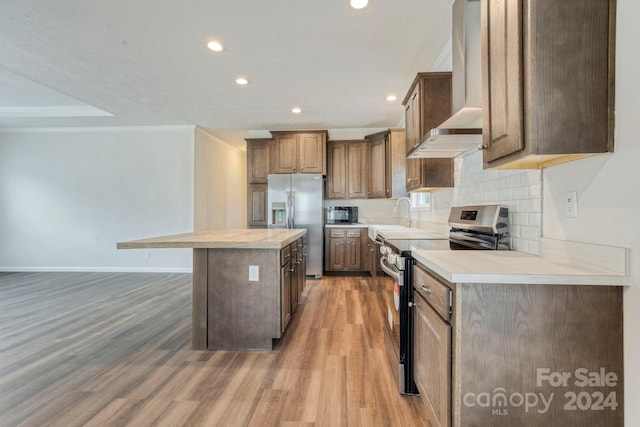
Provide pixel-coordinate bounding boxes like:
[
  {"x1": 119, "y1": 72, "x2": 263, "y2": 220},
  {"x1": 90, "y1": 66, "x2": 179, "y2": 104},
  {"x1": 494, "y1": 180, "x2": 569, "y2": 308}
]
[
  {"x1": 388, "y1": 253, "x2": 398, "y2": 265},
  {"x1": 380, "y1": 245, "x2": 390, "y2": 255}
]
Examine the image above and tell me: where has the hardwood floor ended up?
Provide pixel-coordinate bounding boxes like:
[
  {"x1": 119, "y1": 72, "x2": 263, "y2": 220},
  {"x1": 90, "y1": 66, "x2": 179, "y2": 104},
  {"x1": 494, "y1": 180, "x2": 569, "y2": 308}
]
[{"x1": 0, "y1": 272, "x2": 430, "y2": 427}]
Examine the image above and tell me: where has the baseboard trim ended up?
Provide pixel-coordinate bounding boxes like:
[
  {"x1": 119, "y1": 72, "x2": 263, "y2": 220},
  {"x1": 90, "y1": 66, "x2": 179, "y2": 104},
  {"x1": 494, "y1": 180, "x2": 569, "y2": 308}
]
[{"x1": 0, "y1": 267, "x2": 193, "y2": 273}]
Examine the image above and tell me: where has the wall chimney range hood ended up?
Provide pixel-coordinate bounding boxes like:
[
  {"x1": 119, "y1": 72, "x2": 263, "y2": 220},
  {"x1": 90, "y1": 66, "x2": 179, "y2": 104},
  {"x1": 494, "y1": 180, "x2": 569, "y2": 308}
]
[{"x1": 408, "y1": 0, "x2": 482, "y2": 159}]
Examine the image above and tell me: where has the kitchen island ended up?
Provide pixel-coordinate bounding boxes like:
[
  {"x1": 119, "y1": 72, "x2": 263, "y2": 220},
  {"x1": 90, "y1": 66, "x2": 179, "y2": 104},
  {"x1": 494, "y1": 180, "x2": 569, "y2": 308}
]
[{"x1": 118, "y1": 229, "x2": 307, "y2": 350}]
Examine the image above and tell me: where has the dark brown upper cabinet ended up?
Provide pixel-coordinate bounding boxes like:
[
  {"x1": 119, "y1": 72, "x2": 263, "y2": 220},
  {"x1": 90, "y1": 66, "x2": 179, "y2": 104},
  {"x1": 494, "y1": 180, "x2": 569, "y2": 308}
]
[
  {"x1": 271, "y1": 131, "x2": 327, "y2": 174},
  {"x1": 402, "y1": 73, "x2": 454, "y2": 191},
  {"x1": 481, "y1": 0, "x2": 615, "y2": 169}
]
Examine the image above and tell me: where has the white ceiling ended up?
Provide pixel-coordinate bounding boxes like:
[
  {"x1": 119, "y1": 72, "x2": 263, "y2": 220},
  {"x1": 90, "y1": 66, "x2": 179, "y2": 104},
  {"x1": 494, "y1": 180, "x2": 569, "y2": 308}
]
[{"x1": 0, "y1": 0, "x2": 453, "y2": 148}]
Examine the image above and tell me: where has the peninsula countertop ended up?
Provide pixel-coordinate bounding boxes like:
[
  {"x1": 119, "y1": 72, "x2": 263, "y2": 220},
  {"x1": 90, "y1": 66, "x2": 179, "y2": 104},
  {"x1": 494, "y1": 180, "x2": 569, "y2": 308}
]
[
  {"x1": 117, "y1": 229, "x2": 307, "y2": 250},
  {"x1": 412, "y1": 238, "x2": 630, "y2": 286}
]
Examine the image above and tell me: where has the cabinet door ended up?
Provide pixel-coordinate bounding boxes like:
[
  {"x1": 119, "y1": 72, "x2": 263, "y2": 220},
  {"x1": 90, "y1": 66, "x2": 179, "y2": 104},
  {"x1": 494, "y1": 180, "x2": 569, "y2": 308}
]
[
  {"x1": 327, "y1": 237, "x2": 345, "y2": 270},
  {"x1": 367, "y1": 136, "x2": 387, "y2": 198},
  {"x1": 481, "y1": 0, "x2": 524, "y2": 163},
  {"x1": 297, "y1": 133, "x2": 326, "y2": 174},
  {"x1": 325, "y1": 229, "x2": 347, "y2": 271},
  {"x1": 297, "y1": 239, "x2": 305, "y2": 297},
  {"x1": 247, "y1": 184, "x2": 268, "y2": 227},
  {"x1": 273, "y1": 134, "x2": 298, "y2": 173},
  {"x1": 414, "y1": 294, "x2": 451, "y2": 427},
  {"x1": 281, "y1": 262, "x2": 292, "y2": 332},
  {"x1": 347, "y1": 142, "x2": 367, "y2": 199},
  {"x1": 290, "y1": 245, "x2": 298, "y2": 311},
  {"x1": 326, "y1": 142, "x2": 347, "y2": 199},
  {"x1": 247, "y1": 139, "x2": 271, "y2": 183},
  {"x1": 345, "y1": 231, "x2": 362, "y2": 270},
  {"x1": 405, "y1": 89, "x2": 422, "y2": 191}
]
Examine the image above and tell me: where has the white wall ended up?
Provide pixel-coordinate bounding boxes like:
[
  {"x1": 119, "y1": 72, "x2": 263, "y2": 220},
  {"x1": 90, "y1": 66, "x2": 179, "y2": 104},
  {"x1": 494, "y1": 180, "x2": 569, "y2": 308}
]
[
  {"x1": 0, "y1": 126, "x2": 195, "y2": 271},
  {"x1": 193, "y1": 127, "x2": 246, "y2": 230},
  {"x1": 542, "y1": 0, "x2": 640, "y2": 419}
]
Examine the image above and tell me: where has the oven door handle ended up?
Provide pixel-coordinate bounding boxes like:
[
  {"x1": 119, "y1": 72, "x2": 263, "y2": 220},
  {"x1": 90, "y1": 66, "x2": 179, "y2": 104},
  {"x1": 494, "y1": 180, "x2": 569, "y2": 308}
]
[{"x1": 379, "y1": 257, "x2": 402, "y2": 285}]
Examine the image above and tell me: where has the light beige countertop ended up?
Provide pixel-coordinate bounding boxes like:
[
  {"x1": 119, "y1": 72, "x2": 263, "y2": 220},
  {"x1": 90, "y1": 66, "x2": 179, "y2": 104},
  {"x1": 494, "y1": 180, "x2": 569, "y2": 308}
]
[
  {"x1": 117, "y1": 229, "x2": 306, "y2": 250},
  {"x1": 412, "y1": 238, "x2": 630, "y2": 286},
  {"x1": 325, "y1": 224, "x2": 369, "y2": 228}
]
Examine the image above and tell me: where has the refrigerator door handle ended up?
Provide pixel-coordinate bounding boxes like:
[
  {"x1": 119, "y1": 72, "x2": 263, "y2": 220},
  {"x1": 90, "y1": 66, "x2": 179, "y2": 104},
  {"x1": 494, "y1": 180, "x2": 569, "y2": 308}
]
[{"x1": 288, "y1": 191, "x2": 296, "y2": 228}]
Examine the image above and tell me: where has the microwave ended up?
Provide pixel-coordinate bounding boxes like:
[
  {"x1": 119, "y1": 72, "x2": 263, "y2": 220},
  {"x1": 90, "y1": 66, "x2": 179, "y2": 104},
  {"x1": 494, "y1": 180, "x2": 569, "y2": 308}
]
[{"x1": 326, "y1": 206, "x2": 359, "y2": 224}]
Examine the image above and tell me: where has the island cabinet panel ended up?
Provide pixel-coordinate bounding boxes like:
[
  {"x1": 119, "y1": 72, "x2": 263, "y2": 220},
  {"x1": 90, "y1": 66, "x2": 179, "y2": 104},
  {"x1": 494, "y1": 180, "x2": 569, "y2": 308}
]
[
  {"x1": 192, "y1": 249, "x2": 209, "y2": 350},
  {"x1": 206, "y1": 248, "x2": 281, "y2": 351},
  {"x1": 482, "y1": 0, "x2": 616, "y2": 169}
]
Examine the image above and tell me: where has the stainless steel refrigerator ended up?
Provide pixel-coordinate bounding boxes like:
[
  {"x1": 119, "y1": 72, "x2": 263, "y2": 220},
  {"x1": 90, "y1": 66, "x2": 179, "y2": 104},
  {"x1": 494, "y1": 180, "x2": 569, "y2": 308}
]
[{"x1": 267, "y1": 174, "x2": 324, "y2": 278}]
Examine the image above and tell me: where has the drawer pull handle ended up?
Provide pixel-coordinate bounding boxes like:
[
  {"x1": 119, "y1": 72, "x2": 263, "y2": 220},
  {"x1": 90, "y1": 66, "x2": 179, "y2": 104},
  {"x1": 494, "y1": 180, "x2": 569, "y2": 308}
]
[{"x1": 419, "y1": 284, "x2": 432, "y2": 294}]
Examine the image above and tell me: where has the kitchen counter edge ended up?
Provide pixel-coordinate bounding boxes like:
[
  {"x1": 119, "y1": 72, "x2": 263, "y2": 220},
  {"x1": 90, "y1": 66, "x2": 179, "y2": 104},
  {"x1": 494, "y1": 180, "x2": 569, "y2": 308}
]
[{"x1": 117, "y1": 229, "x2": 307, "y2": 250}]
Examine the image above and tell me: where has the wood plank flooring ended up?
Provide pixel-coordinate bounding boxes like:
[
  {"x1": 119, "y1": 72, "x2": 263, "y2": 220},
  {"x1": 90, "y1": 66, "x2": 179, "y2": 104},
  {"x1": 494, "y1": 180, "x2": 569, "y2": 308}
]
[{"x1": 0, "y1": 272, "x2": 430, "y2": 427}]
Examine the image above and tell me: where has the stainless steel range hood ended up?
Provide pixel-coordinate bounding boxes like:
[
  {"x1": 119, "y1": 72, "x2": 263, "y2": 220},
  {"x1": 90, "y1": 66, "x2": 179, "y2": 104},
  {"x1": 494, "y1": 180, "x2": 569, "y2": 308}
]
[{"x1": 408, "y1": 0, "x2": 482, "y2": 159}]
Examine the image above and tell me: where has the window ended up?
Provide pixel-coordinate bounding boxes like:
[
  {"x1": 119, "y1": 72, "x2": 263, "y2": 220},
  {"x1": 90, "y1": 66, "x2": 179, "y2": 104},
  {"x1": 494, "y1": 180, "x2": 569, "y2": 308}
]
[{"x1": 410, "y1": 192, "x2": 431, "y2": 209}]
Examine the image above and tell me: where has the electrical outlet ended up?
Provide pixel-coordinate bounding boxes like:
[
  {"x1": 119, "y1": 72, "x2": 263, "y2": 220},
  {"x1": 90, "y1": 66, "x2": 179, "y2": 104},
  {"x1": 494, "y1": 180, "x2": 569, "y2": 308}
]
[
  {"x1": 144, "y1": 250, "x2": 150, "y2": 258},
  {"x1": 563, "y1": 191, "x2": 578, "y2": 218},
  {"x1": 249, "y1": 265, "x2": 259, "y2": 282}
]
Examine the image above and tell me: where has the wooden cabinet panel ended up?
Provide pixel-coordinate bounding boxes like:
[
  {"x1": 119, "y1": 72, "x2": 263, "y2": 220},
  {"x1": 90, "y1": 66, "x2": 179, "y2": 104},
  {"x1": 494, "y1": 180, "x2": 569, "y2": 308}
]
[
  {"x1": 367, "y1": 136, "x2": 386, "y2": 198},
  {"x1": 247, "y1": 184, "x2": 268, "y2": 227},
  {"x1": 366, "y1": 128, "x2": 407, "y2": 198},
  {"x1": 326, "y1": 140, "x2": 367, "y2": 200},
  {"x1": 326, "y1": 142, "x2": 347, "y2": 199},
  {"x1": 272, "y1": 131, "x2": 327, "y2": 174},
  {"x1": 273, "y1": 133, "x2": 298, "y2": 174},
  {"x1": 414, "y1": 292, "x2": 451, "y2": 427},
  {"x1": 325, "y1": 228, "x2": 366, "y2": 272},
  {"x1": 298, "y1": 133, "x2": 326, "y2": 173},
  {"x1": 482, "y1": 0, "x2": 615, "y2": 169},
  {"x1": 280, "y1": 261, "x2": 292, "y2": 332},
  {"x1": 246, "y1": 138, "x2": 271, "y2": 183},
  {"x1": 347, "y1": 142, "x2": 367, "y2": 199},
  {"x1": 402, "y1": 73, "x2": 454, "y2": 192}
]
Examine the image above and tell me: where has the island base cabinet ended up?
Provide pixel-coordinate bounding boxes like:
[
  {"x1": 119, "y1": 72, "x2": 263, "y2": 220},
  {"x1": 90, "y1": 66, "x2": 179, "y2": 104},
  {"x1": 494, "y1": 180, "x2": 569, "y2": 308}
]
[
  {"x1": 206, "y1": 248, "x2": 281, "y2": 351},
  {"x1": 454, "y1": 283, "x2": 623, "y2": 427}
]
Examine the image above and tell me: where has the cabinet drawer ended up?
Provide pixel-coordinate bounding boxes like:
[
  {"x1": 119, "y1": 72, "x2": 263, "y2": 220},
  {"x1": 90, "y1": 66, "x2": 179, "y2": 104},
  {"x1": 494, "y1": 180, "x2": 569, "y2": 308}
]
[
  {"x1": 281, "y1": 245, "x2": 291, "y2": 266},
  {"x1": 413, "y1": 265, "x2": 451, "y2": 321},
  {"x1": 346, "y1": 230, "x2": 362, "y2": 238},
  {"x1": 329, "y1": 229, "x2": 346, "y2": 238}
]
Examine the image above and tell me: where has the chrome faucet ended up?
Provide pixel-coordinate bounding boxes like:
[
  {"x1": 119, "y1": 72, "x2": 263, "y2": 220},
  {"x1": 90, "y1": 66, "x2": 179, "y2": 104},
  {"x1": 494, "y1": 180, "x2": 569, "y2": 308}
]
[{"x1": 394, "y1": 197, "x2": 413, "y2": 228}]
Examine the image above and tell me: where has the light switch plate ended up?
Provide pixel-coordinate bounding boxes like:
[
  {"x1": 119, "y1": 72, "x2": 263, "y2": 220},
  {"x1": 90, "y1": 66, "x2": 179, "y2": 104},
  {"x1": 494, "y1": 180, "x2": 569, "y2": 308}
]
[
  {"x1": 249, "y1": 265, "x2": 259, "y2": 282},
  {"x1": 563, "y1": 191, "x2": 578, "y2": 218}
]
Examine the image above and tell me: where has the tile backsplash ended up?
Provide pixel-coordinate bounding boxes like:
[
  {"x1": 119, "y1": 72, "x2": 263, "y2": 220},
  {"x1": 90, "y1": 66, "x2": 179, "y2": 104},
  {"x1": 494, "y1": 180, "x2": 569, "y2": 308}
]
[
  {"x1": 415, "y1": 150, "x2": 542, "y2": 254},
  {"x1": 324, "y1": 150, "x2": 542, "y2": 254}
]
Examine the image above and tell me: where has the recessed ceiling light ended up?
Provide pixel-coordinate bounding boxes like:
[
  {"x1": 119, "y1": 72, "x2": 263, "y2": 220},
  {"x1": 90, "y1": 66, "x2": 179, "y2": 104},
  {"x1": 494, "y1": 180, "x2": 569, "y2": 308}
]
[
  {"x1": 207, "y1": 41, "x2": 224, "y2": 52},
  {"x1": 292, "y1": 107, "x2": 302, "y2": 114},
  {"x1": 350, "y1": 0, "x2": 369, "y2": 9},
  {"x1": 235, "y1": 77, "x2": 249, "y2": 85},
  {"x1": 386, "y1": 95, "x2": 397, "y2": 101}
]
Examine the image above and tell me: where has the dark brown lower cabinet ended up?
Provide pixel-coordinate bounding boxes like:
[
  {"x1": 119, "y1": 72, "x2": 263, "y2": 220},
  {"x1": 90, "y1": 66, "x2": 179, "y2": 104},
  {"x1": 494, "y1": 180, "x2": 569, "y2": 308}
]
[
  {"x1": 325, "y1": 228, "x2": 368, "y2": 272},
  {"x1": 413, "y1": 263, "x2": 623, "y2": 427}
]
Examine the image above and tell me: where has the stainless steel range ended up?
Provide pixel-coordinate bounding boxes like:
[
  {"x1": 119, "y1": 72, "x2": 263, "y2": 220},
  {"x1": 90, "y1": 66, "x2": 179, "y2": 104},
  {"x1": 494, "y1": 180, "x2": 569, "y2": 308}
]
[{"x1": 377, "y1": 204, "x2": 510, "y2": 395}]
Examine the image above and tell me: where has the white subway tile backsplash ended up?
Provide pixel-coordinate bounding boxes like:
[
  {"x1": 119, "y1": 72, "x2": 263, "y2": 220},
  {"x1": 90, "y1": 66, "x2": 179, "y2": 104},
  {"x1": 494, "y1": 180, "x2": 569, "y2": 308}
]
[{"x1": 415, "y1": 151, "x2": 542, "y2": 254}]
